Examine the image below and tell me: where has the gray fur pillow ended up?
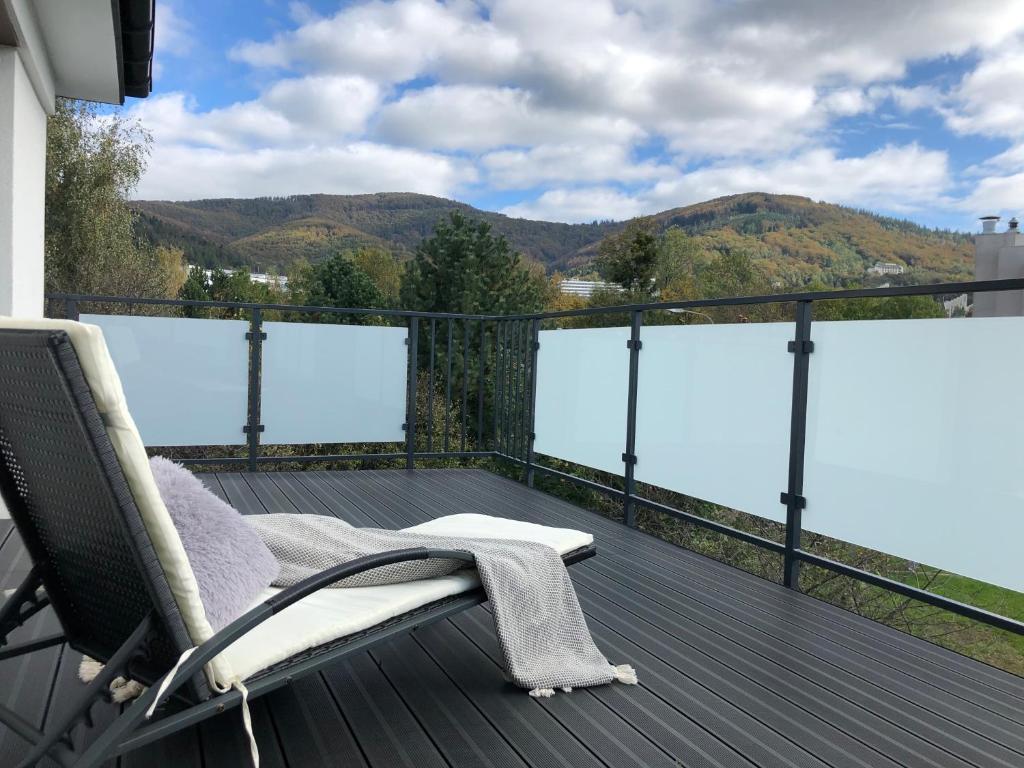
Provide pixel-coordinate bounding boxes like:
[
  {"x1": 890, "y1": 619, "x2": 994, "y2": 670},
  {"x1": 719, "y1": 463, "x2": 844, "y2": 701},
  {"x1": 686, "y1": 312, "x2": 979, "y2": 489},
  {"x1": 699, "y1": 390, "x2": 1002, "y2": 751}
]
[{"x1": 149, "y1": 457, "x2": 279, "y2": 631}]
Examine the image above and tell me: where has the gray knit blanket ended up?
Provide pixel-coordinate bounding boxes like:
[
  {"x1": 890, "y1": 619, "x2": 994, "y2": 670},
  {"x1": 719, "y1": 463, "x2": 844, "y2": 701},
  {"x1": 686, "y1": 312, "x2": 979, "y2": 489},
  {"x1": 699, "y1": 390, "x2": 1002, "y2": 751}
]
[{"x1": 246, "y1": 513, "x2": 637, "y2": 697}]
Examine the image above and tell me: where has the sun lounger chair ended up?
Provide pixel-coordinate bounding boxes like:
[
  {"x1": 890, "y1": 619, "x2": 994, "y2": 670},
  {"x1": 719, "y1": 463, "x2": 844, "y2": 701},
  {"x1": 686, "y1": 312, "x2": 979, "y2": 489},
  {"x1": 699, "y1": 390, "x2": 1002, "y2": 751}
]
[{"x1": 0, "y1": 319, "x2": 596, "y2": 768}]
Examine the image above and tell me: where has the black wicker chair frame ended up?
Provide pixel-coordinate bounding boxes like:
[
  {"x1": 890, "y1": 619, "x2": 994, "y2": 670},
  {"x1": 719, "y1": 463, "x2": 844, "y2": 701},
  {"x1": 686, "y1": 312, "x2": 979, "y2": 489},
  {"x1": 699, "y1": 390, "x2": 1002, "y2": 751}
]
[{"x1": 0, "y1": 329, "x2": 596, "y2": 767}]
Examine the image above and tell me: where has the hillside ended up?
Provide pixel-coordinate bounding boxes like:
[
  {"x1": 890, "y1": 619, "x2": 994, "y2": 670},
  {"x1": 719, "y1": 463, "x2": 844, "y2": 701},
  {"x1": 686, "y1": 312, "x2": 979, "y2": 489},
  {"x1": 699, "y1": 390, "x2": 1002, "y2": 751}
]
[
  {"x1": 132, "y1": 192, "x2": 974, "y2": 286},
  {"x1": 132, "y1": 193, "x2": 618, "y2": 273}
]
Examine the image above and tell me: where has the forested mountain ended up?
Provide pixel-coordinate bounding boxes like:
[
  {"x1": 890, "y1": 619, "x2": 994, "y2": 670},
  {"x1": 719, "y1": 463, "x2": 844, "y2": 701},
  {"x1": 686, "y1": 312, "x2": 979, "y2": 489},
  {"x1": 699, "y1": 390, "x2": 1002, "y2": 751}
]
[
  {"x1": 132, "y1": 192, "x2": 973, "y2": 285},
  {"x1": 132, "y1": 193, "x2": 618, "y2": 273}
]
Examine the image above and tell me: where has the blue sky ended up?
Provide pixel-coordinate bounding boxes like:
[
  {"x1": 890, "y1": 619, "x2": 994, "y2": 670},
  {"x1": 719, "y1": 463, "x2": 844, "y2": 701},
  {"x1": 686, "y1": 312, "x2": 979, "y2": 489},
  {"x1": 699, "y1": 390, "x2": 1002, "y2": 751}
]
[{"x1": 125, "y1": 0, "x2": 1024, "y2": 231}]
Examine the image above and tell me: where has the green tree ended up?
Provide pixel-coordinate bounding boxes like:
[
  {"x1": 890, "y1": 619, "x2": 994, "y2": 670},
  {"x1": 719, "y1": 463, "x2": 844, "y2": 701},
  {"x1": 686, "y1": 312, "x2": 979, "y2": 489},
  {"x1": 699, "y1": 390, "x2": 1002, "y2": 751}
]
[
  {"x1": 289, "y1": 252, "x2": 384, "y2": 324},
  {"x1": 45, "y1": 99, "x2": 179, "y2": 298},
  {"x1": 400, "y1": 212, "x2": 542, "y2": 315},
  {"x1": 348, "y1": 246, "x2": 403, "y2": 307},
  {"x1": 595, "y1": 218, "x2": 659, "y2": 295},
  {"x1": 654, "y1": 226, "x2": 708, "y2": 295}
]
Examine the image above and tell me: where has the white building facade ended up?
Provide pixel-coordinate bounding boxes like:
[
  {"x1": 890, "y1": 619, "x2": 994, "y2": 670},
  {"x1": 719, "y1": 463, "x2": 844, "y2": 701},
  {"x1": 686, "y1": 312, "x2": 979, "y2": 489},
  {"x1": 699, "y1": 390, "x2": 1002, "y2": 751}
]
[
  {"x1": 974, "y1": 217, "x2": 1024, "y2": 317},
  {"x1": 0, "y1": 0, "x2": 153, "y2": 318}
]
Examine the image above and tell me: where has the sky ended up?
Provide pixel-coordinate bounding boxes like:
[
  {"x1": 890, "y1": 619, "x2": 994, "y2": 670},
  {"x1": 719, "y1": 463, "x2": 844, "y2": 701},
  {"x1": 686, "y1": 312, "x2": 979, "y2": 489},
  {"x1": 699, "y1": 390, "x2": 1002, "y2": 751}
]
[{"x1": 124, "y1": 0, "x2": 1024, "y2": 230}]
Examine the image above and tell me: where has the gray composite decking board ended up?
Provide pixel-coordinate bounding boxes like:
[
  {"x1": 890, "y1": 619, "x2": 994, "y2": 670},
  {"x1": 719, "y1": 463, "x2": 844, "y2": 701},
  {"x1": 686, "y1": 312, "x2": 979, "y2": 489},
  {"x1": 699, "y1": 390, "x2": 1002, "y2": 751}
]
[
  {"x1": 343, "y1": 470, "x2": 1007, "y2": 767},
  {"x1": 319, "y1": 470, "x2": 903, "y2": 768},
  {"x1": 418, "y1": 471, "x2": 1024, "y2": 764},
  {"x1": 253, "y1": 469, "x2": 1023, "y2": 768},
  {"x1": 458, "y1": 469, "x2": 1024, "y2": 699},
  {"x1": 260, "y1": 471, "x2": 885, "y2": 768},
  {"x1": 3, "y1": 469, "x2": 1024, "y2": 768},
  {"x1": 468, "y1": 469, "x2": 1024, "y2": 697}
]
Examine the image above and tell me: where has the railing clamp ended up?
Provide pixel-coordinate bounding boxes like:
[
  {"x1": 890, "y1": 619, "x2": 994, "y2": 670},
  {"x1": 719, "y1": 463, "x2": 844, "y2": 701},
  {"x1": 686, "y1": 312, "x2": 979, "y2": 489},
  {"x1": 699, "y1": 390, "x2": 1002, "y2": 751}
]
[
  {"x1": 245, "y1": 331, "x2": 267, "y2": 341},
  {"x1": 532, "y1": 341, "x2": 540, "y2": 351},
  {"x1": 780, "y1": 492, "x2": 806, "y2": 509},
  {"x1": 787, "y1": 340, "x2": 814, "y2": 354},
  {"x1": 242, "y1": 425, "x2": 265, "y2": 434},
  {"x1": 401, "y1": 423, "x2": 408, "y2": 431},
  {"x1": 404, "y1": 337, "x2": 410, "y2": 346},
  {"x1": 626, "y1": 339, "x2": 643, "y2": 351},
  {"x1": 622, "y1": 452, "x2": 637, "y2": 465}
]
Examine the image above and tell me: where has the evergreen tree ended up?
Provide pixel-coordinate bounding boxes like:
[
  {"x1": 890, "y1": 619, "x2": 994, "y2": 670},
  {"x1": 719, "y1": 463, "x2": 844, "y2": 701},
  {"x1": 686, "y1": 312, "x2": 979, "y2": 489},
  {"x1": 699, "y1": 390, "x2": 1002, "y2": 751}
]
[
  {"x1": 289, "y1": 252, "x2": 384, "y2": 324},
  {"x1": 400, "y1": 212, "x2": 542, "y2": 315},
  {"x1": 595, "y1": 218, "x2": 658, "y2": 295}
]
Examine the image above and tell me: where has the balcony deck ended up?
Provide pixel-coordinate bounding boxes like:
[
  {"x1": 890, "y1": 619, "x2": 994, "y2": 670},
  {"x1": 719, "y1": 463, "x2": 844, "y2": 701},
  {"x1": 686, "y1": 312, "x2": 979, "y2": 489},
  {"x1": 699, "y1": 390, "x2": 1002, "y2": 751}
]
[{"x1": 2, "y1": 468, "x2": 1023, "y2": 768}]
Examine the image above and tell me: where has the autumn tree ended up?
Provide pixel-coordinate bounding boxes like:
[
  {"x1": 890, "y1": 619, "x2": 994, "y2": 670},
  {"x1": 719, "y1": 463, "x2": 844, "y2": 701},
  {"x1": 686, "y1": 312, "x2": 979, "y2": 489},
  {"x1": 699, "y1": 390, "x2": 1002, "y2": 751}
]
[{"x1": 45, "y1": 99, "x2": 182, "y2": 299}]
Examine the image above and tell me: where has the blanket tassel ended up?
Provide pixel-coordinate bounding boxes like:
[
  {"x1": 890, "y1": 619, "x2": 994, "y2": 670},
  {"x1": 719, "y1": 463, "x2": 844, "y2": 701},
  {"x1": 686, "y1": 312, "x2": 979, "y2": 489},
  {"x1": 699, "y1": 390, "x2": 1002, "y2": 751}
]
[
  {"x1": 79, "y1": 657, "x2": 147, "y2": 703},
  {"x1": 613, "y1": 664, "x2": 638, "y2": 685}
]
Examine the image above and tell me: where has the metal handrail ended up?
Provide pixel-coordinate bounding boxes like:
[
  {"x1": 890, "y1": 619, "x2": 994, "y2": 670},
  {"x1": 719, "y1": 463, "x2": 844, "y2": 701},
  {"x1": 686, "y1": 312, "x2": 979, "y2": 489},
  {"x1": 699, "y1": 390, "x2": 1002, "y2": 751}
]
[
  {"x1": 45, "y1": 275, "x2": 1024, "y2": 322},
  {"x1": 44, "y1": 278, "x2": 1024, "y2": 637}
]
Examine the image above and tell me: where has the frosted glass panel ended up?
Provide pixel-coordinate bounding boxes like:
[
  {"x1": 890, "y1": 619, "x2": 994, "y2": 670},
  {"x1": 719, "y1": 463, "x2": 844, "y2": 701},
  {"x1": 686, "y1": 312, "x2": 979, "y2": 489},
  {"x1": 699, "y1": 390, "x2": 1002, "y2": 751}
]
[
  {"x1": 534, "y1": 327, "x2": 630, "y2": 475},
  {"x1": 261, "y1": 321, "x2": 407, "y2": 444},
  {"x1": 82, "y1": 314, "x2": 248, "y2": 446},
  {"x1": 804, "y1": 317, "x2": 1024, "y2": 593},
  {"x1": 634, "y1": 323, "x2": 793, "y2": 522}
]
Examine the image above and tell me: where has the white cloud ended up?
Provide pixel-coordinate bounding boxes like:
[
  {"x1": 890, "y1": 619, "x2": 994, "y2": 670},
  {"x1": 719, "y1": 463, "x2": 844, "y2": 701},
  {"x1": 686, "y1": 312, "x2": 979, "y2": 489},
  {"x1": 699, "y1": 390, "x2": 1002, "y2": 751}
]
[
  {"x1": 943, "y1": 48, "x2": 1024, "y2": 139},
  {"x1": 375, "y1": 85, "x2": 642, "y2": 151},
  {"x1": 137, "y1": 142, "x2": 477, "y2": 201},
  {"x1": 483, "y1": 144, "x2": 673, "y2": 188},
  {"x1": 134, "y1": 0, "x2": 1024, "y2": 223},
  {"x1": 502, "y1": 188, "x2": 645, "y2": 223},
  {"x1": 500, "y1": 143, "x2": 952, "y2": 223},
  {"x1": 645, "y1": 144, "x2": 952, "y2": 214},
  {"x1": 262, "y1": 76, "x2": 382, "y2": 138},
  {"x1": 958, "y1": 172, "x2": 1024, "y2": 217}
]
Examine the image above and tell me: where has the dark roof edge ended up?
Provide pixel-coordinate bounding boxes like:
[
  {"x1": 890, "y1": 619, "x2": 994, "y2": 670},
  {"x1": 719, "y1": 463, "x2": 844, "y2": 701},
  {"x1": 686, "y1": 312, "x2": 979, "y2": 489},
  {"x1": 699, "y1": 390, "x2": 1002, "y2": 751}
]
[{"x1": 117, "y1": 0, "x2": 155, "y2": 101}]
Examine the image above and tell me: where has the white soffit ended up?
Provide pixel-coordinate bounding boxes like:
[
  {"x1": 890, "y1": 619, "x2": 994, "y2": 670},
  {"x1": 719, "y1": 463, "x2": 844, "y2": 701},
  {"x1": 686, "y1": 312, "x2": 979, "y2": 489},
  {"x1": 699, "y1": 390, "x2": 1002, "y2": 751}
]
[{"x1": 28, "y1": 0, "x2": 121, "y2": 104}]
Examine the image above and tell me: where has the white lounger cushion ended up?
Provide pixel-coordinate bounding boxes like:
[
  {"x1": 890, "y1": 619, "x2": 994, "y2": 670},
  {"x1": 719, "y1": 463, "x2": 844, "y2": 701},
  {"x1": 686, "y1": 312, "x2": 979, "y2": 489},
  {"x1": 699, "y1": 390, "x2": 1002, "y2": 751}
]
[{"x1": 220, "y1": 514, "x2": 593, "y2": 682}]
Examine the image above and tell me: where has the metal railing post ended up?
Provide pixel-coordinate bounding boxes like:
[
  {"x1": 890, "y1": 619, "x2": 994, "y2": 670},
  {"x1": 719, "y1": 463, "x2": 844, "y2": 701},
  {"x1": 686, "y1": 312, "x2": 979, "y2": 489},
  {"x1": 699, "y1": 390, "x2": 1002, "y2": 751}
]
[
  {"x1": 525, "y1": 319, "x2": 541, "y2": 487},
  {"x1": 64, "y1": 298, "x2": 79, "y2": 321},
  {"x1": 623, "y1": 310, "x2": 643, "y2": 526},
  {"x1": 406, "y1": 316, "x2": 419, "y2": 470},
  {"x1": 782, "y1": 300, "x2": 813, "y2": 589},
  {"x1": 244, "y1": 307, "x2": 265, "y2": 472}
]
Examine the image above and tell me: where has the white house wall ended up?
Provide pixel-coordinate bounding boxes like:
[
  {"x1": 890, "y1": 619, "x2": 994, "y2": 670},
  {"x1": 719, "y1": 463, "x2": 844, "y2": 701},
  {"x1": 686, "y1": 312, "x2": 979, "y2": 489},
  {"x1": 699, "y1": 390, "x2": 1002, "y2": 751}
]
[{"x1": 0, "y1": 45, "x2": 46, "y2": 318}]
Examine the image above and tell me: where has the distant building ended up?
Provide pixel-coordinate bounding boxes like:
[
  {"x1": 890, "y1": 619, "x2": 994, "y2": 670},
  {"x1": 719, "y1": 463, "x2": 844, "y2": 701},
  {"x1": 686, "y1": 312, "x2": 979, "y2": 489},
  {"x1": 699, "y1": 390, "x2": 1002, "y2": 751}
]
[
  {"x1": 194, "y1": 266, "x2": 289, "y2": 290},
  {"x1": 867, "y1": 262, "x2": 906, "y2": 276},
  {"x1": 974, "y1": 216, "x2": 1024, "y2": 317},
  {"x1": 559, "y1": 279, "x2": 623, "y2": 298}
]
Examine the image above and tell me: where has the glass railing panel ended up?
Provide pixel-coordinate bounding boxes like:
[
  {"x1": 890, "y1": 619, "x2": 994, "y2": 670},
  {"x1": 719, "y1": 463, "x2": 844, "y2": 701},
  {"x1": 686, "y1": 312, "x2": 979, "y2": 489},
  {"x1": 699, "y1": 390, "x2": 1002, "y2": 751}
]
[
  {"x1": 803, "y1": 316, "x2": 1024, "y2": 593},
  {"x1": 82, "y1": 314, "x2": 249, "y2": 446},
  {"x1": 260, "y1": 321, "x2": 407, "y2": 444},
  {"x1": 633, "y1": 323, "x2": 794, "y2": 523},
  {"x1": 534, "y1": 326, "x2": 631, "y2": 475}
]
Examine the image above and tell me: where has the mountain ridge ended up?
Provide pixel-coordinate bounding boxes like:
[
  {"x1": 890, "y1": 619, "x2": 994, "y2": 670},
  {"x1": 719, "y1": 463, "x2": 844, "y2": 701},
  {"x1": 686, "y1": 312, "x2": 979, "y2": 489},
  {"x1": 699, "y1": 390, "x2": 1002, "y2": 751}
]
[{"x1": 131, "y1": 192, "x2": 974, "y2": 286}]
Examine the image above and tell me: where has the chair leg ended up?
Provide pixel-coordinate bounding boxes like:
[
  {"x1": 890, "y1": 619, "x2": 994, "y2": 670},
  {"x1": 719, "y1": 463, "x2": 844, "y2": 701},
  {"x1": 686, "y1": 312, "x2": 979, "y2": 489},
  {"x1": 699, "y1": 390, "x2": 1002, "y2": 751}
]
[
  {"x1": 0, "y1": 567, "x2": 48, "y2": 647},
  {"x1": 15, "y1": 613, "x2": 155, "y2": 768}
]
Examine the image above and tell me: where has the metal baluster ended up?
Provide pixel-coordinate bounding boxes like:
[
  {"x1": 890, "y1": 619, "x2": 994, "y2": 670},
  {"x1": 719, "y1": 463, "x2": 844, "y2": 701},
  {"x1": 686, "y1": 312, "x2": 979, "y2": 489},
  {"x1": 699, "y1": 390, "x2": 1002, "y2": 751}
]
[
  {"x1": 445, "y1": 319, "x2": 453, "y2": 453},
  {"x1": 525, "y1": 319, "x2": 541, "y2": 487},
  {"x1": 406, "y1": 316, "x2": 419, "y2": 470},
  {"x1": 245, "y1": 308, "x2": 265, "y2": 472},
  {"x1": 461, "y1": 319, "x2": 469, "y2": 452},
  {"x1": 477, "y1": 320, "x2": 486, "y2": 448},
  {"x1": 622, "y1": 310, "x2": 642, "y2": 526},
  {"x1": 427, "y1": 318, "x2": 436, "y2": 452},
  {"x1": 782, "y1": 300, "x2": 813, "y2": 588},
  {"x1": 495, "y1": 321, "x2": 505, "y2": 452}
]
